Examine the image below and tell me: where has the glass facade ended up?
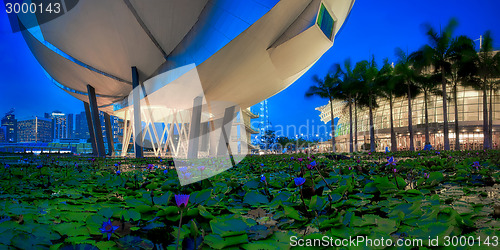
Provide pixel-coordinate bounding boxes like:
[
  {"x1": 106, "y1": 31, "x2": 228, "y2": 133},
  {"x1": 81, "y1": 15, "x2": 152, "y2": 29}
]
[
  {"x1": 317, "y1": 3, "x2": 334, "y2": 40},
  {"x1": 318, "y1": 85, "x2": 500, "y2": 151},
  {"x1": 17, "y1": 117, "x2": 52, "y2": 143}
]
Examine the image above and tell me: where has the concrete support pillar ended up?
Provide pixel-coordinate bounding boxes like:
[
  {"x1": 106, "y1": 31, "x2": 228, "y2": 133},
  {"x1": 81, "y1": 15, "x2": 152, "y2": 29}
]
[
  {"x1": 104, "y1": 113, "x2": 114, "y2": 156},
  {"x1": 132, "y1": 66, "x2": 143, "y2": 158},
  {"x1": 187, "y1": 96, "x2": 203, "y2": 158},
  {"x1": 217, "y1": 106, "x2": 236, "y2": 158},
  {"x1": 200, "y1": 122, "x2": 210, "y2": 152},
  {"x1": 209, "y1": 118, "x2": 222, "y2": 156},
  {"x1": 83, "y1": 101, "x2": 97, "y2": 156},
  {"x1": 86, "y1": 85, "x2": 105, "y2": 157}
]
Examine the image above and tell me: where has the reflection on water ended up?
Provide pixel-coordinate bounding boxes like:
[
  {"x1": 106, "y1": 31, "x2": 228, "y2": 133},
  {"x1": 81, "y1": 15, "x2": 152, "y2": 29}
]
[{"x1": 437, "y1": 183, "x2": 500, "y2": 228}]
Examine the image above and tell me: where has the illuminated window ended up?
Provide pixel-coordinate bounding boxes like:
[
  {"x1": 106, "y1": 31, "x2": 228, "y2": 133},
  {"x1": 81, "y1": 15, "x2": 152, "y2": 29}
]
[{"x1": 317, "y1": 3, "x2": 334, "y2": 40}]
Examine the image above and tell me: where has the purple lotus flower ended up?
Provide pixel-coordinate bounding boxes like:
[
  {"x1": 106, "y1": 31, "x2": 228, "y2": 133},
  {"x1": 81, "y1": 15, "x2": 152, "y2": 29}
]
[
  {"x1": 114, "y1": 163, "x2": 119, "y2": 167},
  {"x1": 348, "y1": 167, "x2": 352, "y2": 170},
  {"x1": 393, "y1": 168, "x2": 397, "y2": 173},
  {"x1": 472, "y1": 161, "x2": 480, "y2": 167},
  {"x1": 356, "y1": 159, "x2": 360, "y2": 164},
  {"x1": 307, "y1": 164, "x2": 314, "y2": 170},
  {"x1": 116, "y1": 170, "x2": 121, "y2": 175},
  {"x1": 368, "y1": 152, "x2": 371, "y2": 155},
  {"x1": 310, "y1": 161, "x2": 317, "y2": 167},
  {"x1": 260, "y1": 174, "x2": 266, "y2": 183},
  {"x1": 385, "y1": 156, "x2": 396, "y2": 166},
  {"x1": 260, "y1": 163, "x2": 264, "y2": 167},
  {"x1": 290, "y1": 157, "x2": 294, "y2": 160},
  {"x1": 175, "y1": 194, "x2": 190, "y2": 208},
  {"x1": 294, "y1": 177, "x2": 306, "y2": 186},
  {"x1": 423, "y1": 173, "x2": 429, "y2": 179},
  {"x1": 4, "y1": 164, "x2": 9, "y2": 169},
  {"x1": 163, "y1": 169, "x2": 168, "y2": 174},
  {"x1": 298, "y1": 158, "x2": 303, "y2": 162},
  {"x1": 147, "y1": 164, "x2": 155, "y2": 171},
  {"x1": 36, "y1": 165, "x2": 43, "y2": 169},
  {"x1": 99, "y1": 219, "x2": 119, "y2": 240}
]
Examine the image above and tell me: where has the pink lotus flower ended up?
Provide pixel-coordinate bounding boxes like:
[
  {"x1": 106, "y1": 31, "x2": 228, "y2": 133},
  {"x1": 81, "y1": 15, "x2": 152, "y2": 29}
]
[{"x1": 175, "y1": 194, "x2": 190, "y2": 208}]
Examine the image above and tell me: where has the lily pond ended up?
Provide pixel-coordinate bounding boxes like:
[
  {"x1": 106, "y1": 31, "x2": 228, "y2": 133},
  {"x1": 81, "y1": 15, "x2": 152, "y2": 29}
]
[{"x1": 0, "y1": 150, "x2": 499, "y2": 249}]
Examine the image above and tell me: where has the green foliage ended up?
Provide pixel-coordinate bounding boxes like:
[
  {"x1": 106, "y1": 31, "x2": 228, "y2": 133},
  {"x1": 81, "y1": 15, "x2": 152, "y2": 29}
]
[{"x1": 0, "y1": 151, "x2": 498, "y2": 248}]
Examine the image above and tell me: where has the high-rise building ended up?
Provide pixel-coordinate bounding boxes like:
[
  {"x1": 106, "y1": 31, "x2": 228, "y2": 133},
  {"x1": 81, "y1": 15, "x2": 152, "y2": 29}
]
[
  {"x1": 52, "y1": 111, "x2": 67, "y2": 139},
  {"x1": 98, "y1": 112, "x2": 123, "y2": 144},
  {"x1": 251, "y1": 100, "x2": 270, "y2": 149},
  {"x1": 74, "y1": 111, "x2": 89, "y2": 140},
  {"x1": 1, "y1": 110, "x2": 17, "y2": 143},
  {"x1": 45, "y1": 111, "x2": 70, "y2": 140},
  {"x1": 67, "y1": 113, "x2": 74, "y2": 139},
  {"x1": 0, "y1": 126, "x2": 6, "y2": 142},
  {"x1": 17, "y1": 117, "x2": 52, "y2": 142}
]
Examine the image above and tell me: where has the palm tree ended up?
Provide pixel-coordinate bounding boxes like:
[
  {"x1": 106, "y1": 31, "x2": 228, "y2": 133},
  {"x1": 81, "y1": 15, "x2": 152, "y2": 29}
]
[
  {"x1": 351, "y1": 61, "x2": 370, "y2": 151},
  {"x1": 414, "y1": 72, "x2": 442, "y2": 147},
  {"x1": 330, "y1": 59, "x2": 357, "y2": 153},
  {"x1": 464, "y1": 31, "x2": 500, "y2": 149},
  {"x1": 447, "y1": 35, "x2": 476, "y2": 150},
  {"x1": 355, "y1": 56, "x2": 383, "y2": 152},
  {"x1": 378, "y1": 59, "x2": 406, "y2": 152},
  {"x1": 394, "y1": 48, "x2": 421, "y2": 151},
  {"x1": 305, "y1": 71, "x2": 343, "y2": 153},
  {"x1": 482, "y1": 33, "x2": 500, "y2": 149},
  {"x1": 420, "y1": 18, "x2": 459, "y2": 150}
]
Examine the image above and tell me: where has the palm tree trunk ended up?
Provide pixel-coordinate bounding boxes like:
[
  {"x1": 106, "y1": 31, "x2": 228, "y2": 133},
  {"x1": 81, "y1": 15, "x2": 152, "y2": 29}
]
[
  {"x1": 407, "y1": 84, "x2": 415, "y2": 151},
  {"x1": 389, "y1": 95, "x2": 397, "y2": 152},
  {"x1": 442, "y1": 72, "x2": 450, "y2": 150},
  {"x1": 489, "y1": 85, "x2": 493, "y2": 148},
  {"x1": 482, "y1": 79, "x2": 490, "y2": 149},
  {"x1": 369, "y1": 95, "x2": 375, "y2": 152},
  {"x1": 424, "y1": 90, "x2": 430, "y2": 146},
  {"x1": 349, "y1": 99, "x2": 353, "y2": 153},
  {"x1": 329, "y1": 97, "x2": 336, "y2": 153},
  {"x1": 355, "y1": 101, "x2": 358, "y2": 152},
  {"x1": 454, "y1": 84, "x2": 460, "y2": 151}
]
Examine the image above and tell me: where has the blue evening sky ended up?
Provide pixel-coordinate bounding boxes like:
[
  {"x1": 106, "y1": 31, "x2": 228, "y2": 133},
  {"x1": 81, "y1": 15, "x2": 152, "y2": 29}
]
[{"x1": 1, "y1": 0, "x2": 499, "y2": 137}]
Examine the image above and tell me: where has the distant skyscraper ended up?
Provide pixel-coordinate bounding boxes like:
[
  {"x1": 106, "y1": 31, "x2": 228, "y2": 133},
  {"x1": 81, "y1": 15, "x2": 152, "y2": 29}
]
[
  {"x1": 251, "y1": 100, "x2": 270, "y2": 148},
  {"x1": 98, "y1": 112, "x2": 123, "y2": 144},
  {"x1": 46, "y1": 111, "x2": 68, "y2": 139},
  {"x1": 17, "y1": 117, "x2": 52, "y2": 142},
  {"x1": 75, "y1": 112, "x2": 90, "y2": 140},
  {"x1": 0, "y1": 126, "x2": 6, "y2": 142},
  {"x1": 67, "y1": 113, "x2": 74, "y2": 139},
  {"x1": 1, "y1": 109, "x2": 17, "y2": 143}
]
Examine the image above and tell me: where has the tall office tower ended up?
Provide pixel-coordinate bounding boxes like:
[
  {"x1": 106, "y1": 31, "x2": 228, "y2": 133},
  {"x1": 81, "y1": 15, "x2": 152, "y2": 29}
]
[
  {"x1": 112, "y1": 115, "x2": 123, "y2": 143},
  {"x1": 17, "y1": 117, "x2": 52, "y2": 142},
  {"x1": 74, "y1": 111, "x2": 90, "y2": 140},
  {"x1": 1, "y1": 109, "x2": 17, "y2": 143},
  {"x1": 66, "y1": 113, "x2": 74, "y2": 139},
  {"x1": 48, "y1": 111, "x2": 68, "y2": 139},
  {"x1": 0, "y1": 126, "x2": 6, "y2": 142},
  {"x1": 97, "y1": 111, "x2": 123, "y2": 144}
]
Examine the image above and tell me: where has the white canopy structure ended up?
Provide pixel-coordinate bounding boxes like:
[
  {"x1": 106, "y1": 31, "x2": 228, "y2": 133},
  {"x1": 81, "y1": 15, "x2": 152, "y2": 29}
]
[{"x1": 20, "y1": 0, "x2": 355, "y2": 159}]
